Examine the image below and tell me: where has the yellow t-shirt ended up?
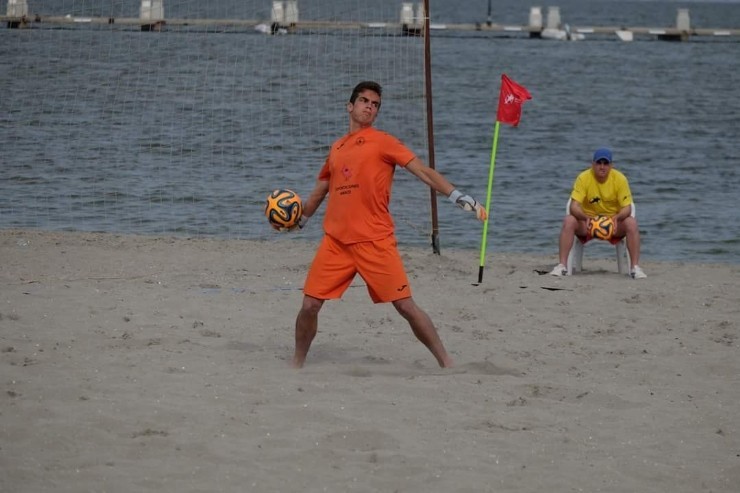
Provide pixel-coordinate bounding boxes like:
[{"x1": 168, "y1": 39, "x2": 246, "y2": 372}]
[
  {"x1": 571, "y1": 167, "x2": 633, "y2": 217},
  {"x1": 318, "y1": 127, "x2": 415, "y2": 244}
]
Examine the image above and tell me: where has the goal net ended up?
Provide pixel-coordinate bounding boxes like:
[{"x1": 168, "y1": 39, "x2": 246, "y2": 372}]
[{"x1": 0, "y1": 0, "x2": 433, "y2": 245}]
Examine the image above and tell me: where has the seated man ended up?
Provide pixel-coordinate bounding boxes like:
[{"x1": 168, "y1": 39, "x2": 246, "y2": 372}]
[{"x1": 550, "y1": 147, "x2": 646, "y2": 279}]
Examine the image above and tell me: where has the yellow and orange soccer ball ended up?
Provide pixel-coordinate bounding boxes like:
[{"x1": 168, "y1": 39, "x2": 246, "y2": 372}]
[
  {"x1": 264, "y1": 189, "x2": 303, "y2": 230},
  {"x1": 589, "y1": 215, "x2": 615, "y2": 240}
]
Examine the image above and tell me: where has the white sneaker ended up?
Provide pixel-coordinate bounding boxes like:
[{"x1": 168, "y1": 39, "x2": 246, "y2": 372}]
[
  {"x1": 549, "y1": 263, "x2": 567, "y2": 277},
  {"x1": 631, "y1": 265, "x2": 647, "y2": 279}
]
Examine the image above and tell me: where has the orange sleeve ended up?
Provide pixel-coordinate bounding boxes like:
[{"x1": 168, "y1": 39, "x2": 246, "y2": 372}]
[{"x1": 317, "y1": 158, "x2": 330, "y2": 181}]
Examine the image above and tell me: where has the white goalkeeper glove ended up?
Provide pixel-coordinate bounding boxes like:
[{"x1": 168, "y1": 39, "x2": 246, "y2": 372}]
[
  {"x1": 448, "y1": 189, "x2": 487, "y2": 221},
  {"x1": 278, "y1": 215, "x2": 309, "y2": 232}
]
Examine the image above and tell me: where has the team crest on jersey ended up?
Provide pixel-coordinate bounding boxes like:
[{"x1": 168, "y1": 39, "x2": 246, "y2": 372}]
[{"x1": 342, "y1": 165, "x2": 352, "y2": 180}]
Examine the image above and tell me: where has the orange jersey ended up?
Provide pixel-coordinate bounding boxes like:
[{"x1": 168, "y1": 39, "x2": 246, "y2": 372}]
[{"x1": 318, "y1": 127, "x2": 415, "y2": 244}]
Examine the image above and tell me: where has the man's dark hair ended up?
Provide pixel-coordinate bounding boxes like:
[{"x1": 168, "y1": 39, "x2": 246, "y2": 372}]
[{"x1": 349, "y1": 81, "x2": 382, "y2": 106}]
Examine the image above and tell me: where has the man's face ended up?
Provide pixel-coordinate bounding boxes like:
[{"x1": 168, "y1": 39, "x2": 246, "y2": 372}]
[
  {"x1": 348, "y1": 90, "x2": 381, "y2": 127},
  {"x1": 592, "y1": 158, "x2": 612, "y2": 182}
]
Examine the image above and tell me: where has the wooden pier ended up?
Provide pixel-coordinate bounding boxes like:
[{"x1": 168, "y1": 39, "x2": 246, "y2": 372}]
[{"x1": 4, "y1": 14, "x2": 740, "y2": 42}]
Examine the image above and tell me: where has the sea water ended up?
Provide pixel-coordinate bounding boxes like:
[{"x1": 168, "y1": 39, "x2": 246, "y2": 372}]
[{"x1": 1, "y1": 0, "x2": 739, "y2": 263}]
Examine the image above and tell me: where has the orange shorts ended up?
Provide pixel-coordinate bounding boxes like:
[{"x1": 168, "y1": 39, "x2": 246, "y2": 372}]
[
  {"x1": 303, "y1": 234, "x2": 411, "y2": 303},
  {"x1": 579, "y1": 233, "x2": 624, "y2": 246}
]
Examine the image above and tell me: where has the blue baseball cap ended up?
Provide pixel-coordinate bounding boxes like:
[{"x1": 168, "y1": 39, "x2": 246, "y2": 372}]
[{"x1": 593, "y1": 147, "x2": 612, "y2": 163}]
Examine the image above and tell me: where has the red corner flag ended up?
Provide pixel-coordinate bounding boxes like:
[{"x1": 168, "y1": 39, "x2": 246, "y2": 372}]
[{"x1": 496, "y1": 74, "x2": 531, "y2": 127}]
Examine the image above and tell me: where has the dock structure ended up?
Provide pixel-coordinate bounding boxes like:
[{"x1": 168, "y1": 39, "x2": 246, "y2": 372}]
[
  {"x1": 2, "y1": 1, "x2": 739, "y2": 41},
  {"x1": 140, "y1": 0, "x2": 165, "y2": 31},
  {"x1": 398, "y1": 2, "x2": 425, "y2": 37},
  {"x1": 5, "y1": 0, "x2": 27, "y2": 28}
]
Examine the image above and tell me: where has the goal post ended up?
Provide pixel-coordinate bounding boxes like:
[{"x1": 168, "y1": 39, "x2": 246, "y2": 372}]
[{"x1": 0, "y1": 0, "x2": 438, "y2": 250}]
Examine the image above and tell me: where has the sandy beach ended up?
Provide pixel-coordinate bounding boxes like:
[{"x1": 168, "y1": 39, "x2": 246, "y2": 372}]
[{"x1": 1, "y1": 229, "x2": 738, "y2": 492}]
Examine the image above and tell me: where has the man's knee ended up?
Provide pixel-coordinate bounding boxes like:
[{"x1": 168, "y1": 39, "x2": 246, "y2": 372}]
[
  {"x1": 392, "y1": 297, "x2": 417, "y2": 319},
  {"x1": 620, "y1": 216, "x2": 639, "y2": 236},
  {"x1": 562, "y1": 215, "x2": 579, "y2": 233},
  {"x1": 300, "y1": 295, "x2": 324, "y2": 316}
]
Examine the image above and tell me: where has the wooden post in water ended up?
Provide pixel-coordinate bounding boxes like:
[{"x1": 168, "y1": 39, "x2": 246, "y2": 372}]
[
  {"x1": 271, "y1": 1, "x2": 284, "y2": 23},
  {"x1": 400, "y1": 3, "x2": 421, "y2": 37},
  {"x1": 270, "y1": 1, "x2": 284, "y2": 33},
  {"x1": 140, "y1": 0, "x2": 165, "y2": 32},
  {"x1": 270, "y1": 1, "x2": 297, "y2": 33},
  {"x1": 546, "y1": 6, "x2": 561, "y2": 31},
  {"x1": 285, "y1": 1, "x2": 298, "y2": 28},
  {"x1": 659, "y1": 8, "x2": 690, "y2": 41},
  {"x1": 528, "y1": 6, "x2": 543, "y2": 38},
  {"x1": 400, "y1": 2, "x2": 413, "y2": 26},
  {"x1": 676, "y1": 8, "x2": 691, "y2": 41},
  {"x1": 6, "y1": 0, "x2": 29, "y2": 28}
]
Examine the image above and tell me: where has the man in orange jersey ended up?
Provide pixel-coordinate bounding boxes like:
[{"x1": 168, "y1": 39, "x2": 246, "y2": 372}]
[{"x1": 289, "y1": 81, "x2": 486, "y2": 369}]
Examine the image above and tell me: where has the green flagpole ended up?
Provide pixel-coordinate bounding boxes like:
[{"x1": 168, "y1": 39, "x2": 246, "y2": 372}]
[{"x1": 476, "y1": 120, "x2": 501, "y2": 284}]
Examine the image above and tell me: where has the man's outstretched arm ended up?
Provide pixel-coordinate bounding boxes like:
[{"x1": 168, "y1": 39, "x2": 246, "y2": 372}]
[{"x1": 405, "y1": 158, "x2": 487, "y2": 221}]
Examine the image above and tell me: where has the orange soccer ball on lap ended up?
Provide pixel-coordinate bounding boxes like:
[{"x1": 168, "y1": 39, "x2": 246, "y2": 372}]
[{"x1": 589, "y1": 215, "x2": 615, "y2": 241}]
